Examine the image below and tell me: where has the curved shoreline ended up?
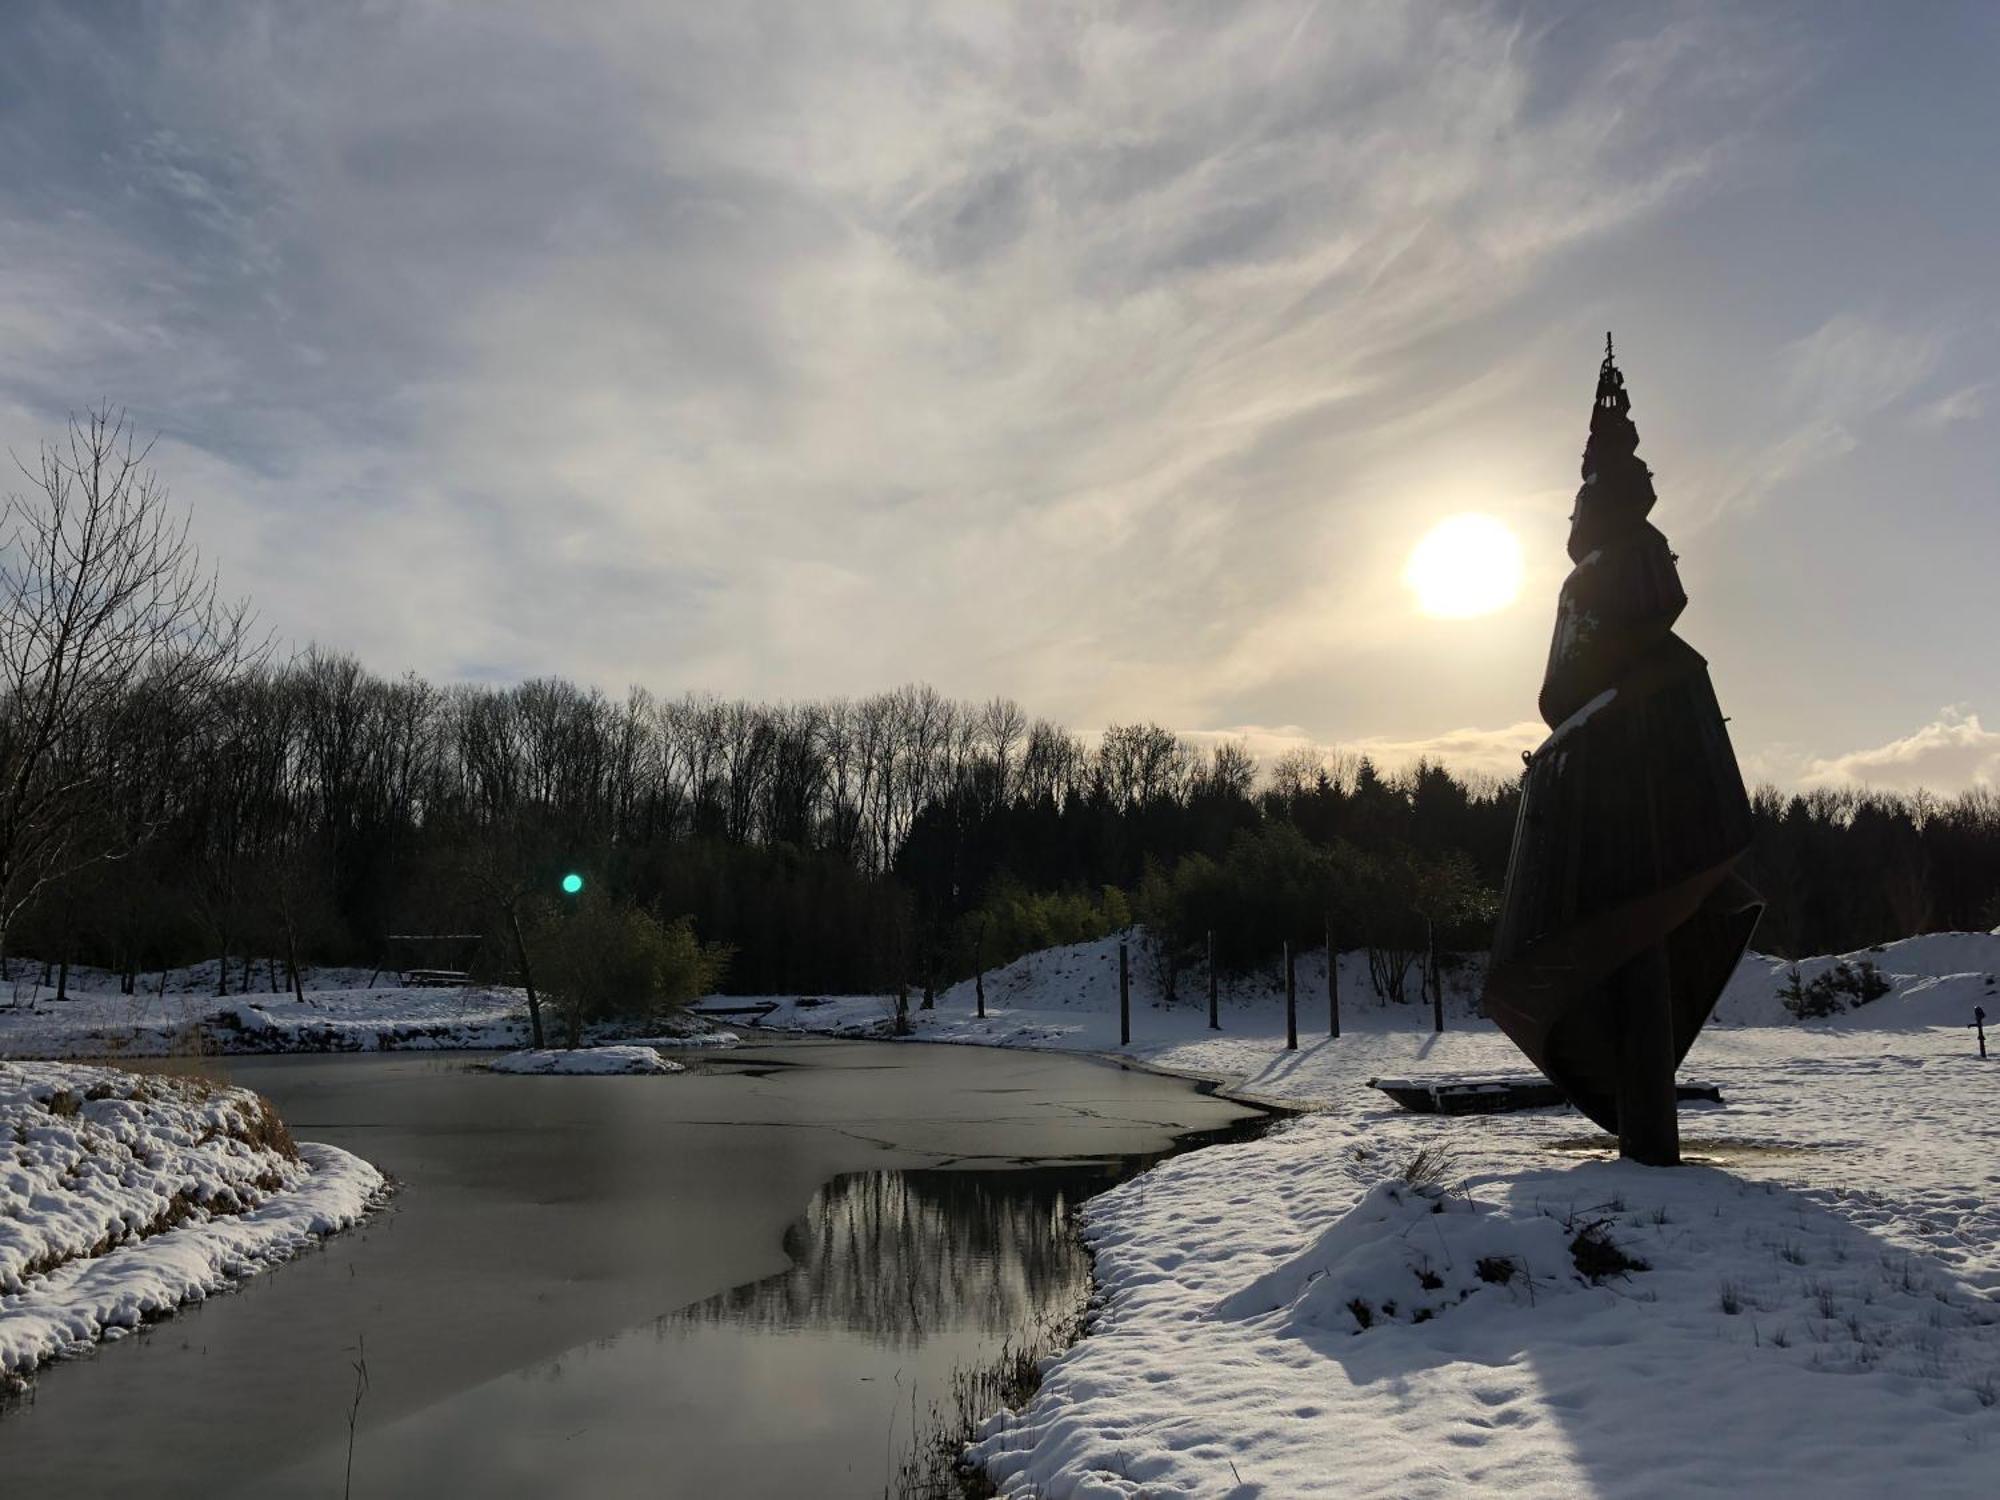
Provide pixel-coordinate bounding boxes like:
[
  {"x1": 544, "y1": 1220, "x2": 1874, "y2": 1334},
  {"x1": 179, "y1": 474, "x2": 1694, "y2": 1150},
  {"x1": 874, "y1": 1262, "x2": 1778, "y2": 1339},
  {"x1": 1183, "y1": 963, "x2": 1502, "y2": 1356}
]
[{"x1": 2, "y1": 1141, "x2": 386, "y2": 1395}]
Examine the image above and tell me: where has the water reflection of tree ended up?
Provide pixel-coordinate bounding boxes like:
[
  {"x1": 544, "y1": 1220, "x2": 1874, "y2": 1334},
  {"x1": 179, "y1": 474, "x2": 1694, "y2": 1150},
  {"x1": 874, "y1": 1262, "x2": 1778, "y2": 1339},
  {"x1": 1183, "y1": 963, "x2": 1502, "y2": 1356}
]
[{"x1": 676, "y1": 1166, "x2": 1116, "y2": 1346}]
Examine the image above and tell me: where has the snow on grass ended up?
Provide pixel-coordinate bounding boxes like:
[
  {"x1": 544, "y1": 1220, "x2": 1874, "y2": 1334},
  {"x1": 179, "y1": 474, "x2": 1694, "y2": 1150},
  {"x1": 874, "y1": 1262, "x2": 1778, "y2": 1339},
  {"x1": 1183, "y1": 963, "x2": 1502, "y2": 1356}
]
[
  {"x1": 2, "y1": 1060, "x2": 382, "y2": 1389},
  {"x1": 487, "y1": 1045, "x2": 683, "y2": 1075},
  {"x1": 0, "y1": 978, "x2": 531, "y2": 1060},
  {"x1": 0, "y1": 959, "x2": 743, "y2": 1061},
  {"x1": 759, "y1": 930, "x2": 2000, "y2": 1496}
]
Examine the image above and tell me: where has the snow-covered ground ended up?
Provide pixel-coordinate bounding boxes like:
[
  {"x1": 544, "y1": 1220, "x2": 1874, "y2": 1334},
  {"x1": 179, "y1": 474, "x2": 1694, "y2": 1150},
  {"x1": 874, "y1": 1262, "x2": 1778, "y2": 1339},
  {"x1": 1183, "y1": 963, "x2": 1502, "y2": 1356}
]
[
  {"x1": 488, "y1": 1044, "x2": 684, "y2": 1074},
  {"x1": 2, "y1": 1060, "x2": 382, "y2": 1390},
  {"x1": 0, "y1": 967, "x2": 531, "y2": 1059},
  {"x1": 0, "y1": 959, "x2": 750, "y2": 1061},
  {"x1": 758, "y1": 931, "x2": 2000, "y2": 1498},
  {"x1": 4, "y1": 932, "x2": 1994, "y2": 1489}
]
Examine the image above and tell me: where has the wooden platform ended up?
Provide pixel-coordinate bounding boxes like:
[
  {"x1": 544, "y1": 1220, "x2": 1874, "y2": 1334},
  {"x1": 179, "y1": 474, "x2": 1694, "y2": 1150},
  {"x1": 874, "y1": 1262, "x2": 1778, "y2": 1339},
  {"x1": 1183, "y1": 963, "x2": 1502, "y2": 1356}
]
[
  {"x1": 1368, "y1": 1074, "x2": 1723, "y2": 1116},
  {"x1": 686, "y1": 1000, "x2": 780, "y2": 1021}
]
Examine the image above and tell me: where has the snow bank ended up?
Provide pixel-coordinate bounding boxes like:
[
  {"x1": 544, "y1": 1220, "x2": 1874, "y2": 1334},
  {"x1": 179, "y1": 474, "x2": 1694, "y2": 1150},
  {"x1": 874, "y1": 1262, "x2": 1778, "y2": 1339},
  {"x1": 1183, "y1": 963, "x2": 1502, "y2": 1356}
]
[
  {"x1": 0, "y1": 960, "x2": 739, "y2": 1062},
  {"x1": 0, "y1": 980, "x2": 531, "y2": 1059},
  {"x1": 754, "y1": 927, "x2": 2000, "y2": 1066},
  {"x1": 973, "y1": 1114, "x2": 2000, "y2": 1498},
  {"x1": 487, "y1": 1045, "x2": 683, "y2": 1075},
  {"x1": 748, "y1": 930, "x2": 2000, "y2": 1496},
  {"x1": 1715, "y1": 930, "x2": 2000, "y2": 1027},
  {"x1": 2, "y1": 1061, "x2": 382, "y2": 1387}
]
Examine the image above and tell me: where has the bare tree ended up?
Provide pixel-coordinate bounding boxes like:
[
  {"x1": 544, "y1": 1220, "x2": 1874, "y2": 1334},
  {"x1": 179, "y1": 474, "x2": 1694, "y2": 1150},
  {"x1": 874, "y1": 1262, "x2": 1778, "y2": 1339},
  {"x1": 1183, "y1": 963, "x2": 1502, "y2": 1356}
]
[{"x1": 0, "y1": 409, "x2": 259, "y2": 963}]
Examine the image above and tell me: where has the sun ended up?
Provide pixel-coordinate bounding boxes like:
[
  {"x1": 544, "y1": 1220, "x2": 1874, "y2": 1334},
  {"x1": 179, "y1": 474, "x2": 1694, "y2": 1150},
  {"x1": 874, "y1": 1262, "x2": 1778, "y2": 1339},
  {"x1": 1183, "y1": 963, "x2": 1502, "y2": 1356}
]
[{"x1": 1403, "y1": 513, "x2": 1524, "y2": 619}]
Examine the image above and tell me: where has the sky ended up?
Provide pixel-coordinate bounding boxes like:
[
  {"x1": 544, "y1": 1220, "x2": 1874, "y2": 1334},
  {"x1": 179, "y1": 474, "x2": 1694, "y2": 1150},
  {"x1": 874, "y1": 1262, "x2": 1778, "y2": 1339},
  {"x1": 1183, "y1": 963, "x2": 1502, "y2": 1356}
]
[{"x1": 2, "y1": 1, "x2": 1996, "y2": 791}]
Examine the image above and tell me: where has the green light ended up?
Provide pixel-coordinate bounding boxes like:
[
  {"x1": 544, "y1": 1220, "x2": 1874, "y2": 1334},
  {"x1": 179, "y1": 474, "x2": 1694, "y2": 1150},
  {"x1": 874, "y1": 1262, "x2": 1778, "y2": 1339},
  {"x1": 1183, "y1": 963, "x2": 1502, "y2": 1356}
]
[{"x1": 561, "y1": 872, "x2": 584, "y2": 895}]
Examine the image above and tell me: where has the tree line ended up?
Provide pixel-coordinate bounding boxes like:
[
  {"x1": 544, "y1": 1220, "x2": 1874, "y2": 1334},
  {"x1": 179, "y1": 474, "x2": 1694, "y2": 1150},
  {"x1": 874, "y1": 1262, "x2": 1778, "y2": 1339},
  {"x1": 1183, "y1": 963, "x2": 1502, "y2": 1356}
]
[{"x1": 6, "y1": 411, "x2": 1999, "y2": 1006}]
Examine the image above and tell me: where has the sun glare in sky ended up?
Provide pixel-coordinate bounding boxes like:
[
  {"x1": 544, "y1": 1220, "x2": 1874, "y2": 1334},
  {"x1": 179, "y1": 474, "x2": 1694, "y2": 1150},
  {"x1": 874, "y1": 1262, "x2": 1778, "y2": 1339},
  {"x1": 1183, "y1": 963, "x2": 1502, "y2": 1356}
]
[{"x1": 1403, "y1": 514, "x2": 1525, "y2": 619}]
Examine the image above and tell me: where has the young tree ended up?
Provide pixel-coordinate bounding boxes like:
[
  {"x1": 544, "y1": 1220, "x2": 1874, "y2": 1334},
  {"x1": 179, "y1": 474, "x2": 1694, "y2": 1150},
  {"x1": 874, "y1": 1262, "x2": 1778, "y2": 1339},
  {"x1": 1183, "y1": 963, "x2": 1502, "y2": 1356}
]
[
  {"x1": 526, "y1": 894, "x2": 727, "y2": 1048},
  {"x1": 0, "y1": 409, "x2": 259, "y2": 964}
]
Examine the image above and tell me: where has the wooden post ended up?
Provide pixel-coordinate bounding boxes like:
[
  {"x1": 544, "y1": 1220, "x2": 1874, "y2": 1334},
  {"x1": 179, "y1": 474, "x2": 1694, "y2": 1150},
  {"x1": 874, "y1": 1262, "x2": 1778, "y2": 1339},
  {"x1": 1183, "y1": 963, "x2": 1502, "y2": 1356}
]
[
  {"x1": 975, "y1": 964, "x2": 985, "y2": 1020},
  {"x1": 1326, "y1": 916, "x2": 1340, "y2": 1038},
  {"x1": 975, "y1": 920, "x2": 987, "y2": 1019},
  {"x1": 1284, "y1": 942, "x2": 1297, "y2": 1051},
  {"x1": 1119, "y1": 940, "x2": 1131, "y2": 1046},
  {"x1": 1613, "y1": 944, "x2": 1679, "y2": 1166},
  {"x1": 1206, "y1": 929, "x2": 1219, "y2": 1031},
  {"x1": 1428, "y1": 918, "x2": 1443, "y2": 1034}
]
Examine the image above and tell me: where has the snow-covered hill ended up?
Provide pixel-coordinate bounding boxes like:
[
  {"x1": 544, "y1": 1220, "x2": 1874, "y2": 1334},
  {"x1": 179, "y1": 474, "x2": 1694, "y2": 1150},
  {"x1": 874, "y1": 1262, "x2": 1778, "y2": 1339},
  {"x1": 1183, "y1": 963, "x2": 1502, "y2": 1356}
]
[
  {"x1": 1, "y1": 1060, "x2": 381, "y2": 1390},
  {"x1": 1715, "y1": 931, "x2": 2000, "y2": 1027},
  {"x1": 752, "y1": 929, "x2": 2000, "y2": 1497}
]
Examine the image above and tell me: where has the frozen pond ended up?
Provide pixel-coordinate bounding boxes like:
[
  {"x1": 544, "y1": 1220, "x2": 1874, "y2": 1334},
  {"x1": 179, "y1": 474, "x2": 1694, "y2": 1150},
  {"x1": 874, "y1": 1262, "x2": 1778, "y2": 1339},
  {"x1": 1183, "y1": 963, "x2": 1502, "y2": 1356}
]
[{"x1": 0, "y1": 1038, "x2": 1263, "y2": 1496}]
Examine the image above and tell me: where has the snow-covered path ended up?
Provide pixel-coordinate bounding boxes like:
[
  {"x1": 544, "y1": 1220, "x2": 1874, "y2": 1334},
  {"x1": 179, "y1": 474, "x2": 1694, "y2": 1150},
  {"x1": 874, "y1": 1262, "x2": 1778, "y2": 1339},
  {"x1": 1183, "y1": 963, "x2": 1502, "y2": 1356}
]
[{"x1": 762, "y1": 933, "x2": 2000, "y2": 1497}]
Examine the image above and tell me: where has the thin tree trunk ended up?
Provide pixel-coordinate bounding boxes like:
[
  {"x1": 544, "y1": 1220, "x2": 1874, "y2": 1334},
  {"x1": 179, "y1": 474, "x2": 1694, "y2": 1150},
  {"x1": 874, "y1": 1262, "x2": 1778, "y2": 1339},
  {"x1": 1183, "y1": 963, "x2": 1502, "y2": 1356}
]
[
  {"x1": 508, "y1": 903, "x2": 546, "y2": 1049},
  {"x1": 1429, "y1": 919, "x2": 1443, "y2": 1034},
  {"x1": 1118, "y1": 940, "x2": 1130, "y2": 1046},
  {"x1": 1284, "y1": 942, "x2": 1297, "y2": 1051},
  {"x1": 1207, "y1": 930, "x2": 1219, "y2": 1031},
  {"x1": 1327, "y1": 916, "x2": 1340, "y2": 1038}
]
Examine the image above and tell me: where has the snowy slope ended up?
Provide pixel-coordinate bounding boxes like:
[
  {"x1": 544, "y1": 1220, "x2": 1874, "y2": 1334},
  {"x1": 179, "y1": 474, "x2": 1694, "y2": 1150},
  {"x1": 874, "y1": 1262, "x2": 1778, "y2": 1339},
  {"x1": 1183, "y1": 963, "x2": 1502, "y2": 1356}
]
[
  {"x1": 2, "y1": 1061, "x2": 381, "y2": 1388},
  {"x1": 0, "y1": 979, "x2": 532, "y2": 1059},
  {"x1": 758, "y1": 929, "x2": 2000, "y2": 1497},
  {"x1": 1715, "y1": 930, "x2": 2000, "y2": 1027}
]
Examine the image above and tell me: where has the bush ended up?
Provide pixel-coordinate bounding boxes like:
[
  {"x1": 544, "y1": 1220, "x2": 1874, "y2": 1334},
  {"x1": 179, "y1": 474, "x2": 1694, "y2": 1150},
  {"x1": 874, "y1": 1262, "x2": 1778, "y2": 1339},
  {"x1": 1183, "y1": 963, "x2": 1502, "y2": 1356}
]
[
  {"x1": 527, "y1": 894, "x2": 730, "y2": 1047},
  {"x1": 1781, "y1": 959, "x2": 1891, "y2": 1020},
  {"x1": 954, "y1": 879, "x2": 1128, "y2": 977}
]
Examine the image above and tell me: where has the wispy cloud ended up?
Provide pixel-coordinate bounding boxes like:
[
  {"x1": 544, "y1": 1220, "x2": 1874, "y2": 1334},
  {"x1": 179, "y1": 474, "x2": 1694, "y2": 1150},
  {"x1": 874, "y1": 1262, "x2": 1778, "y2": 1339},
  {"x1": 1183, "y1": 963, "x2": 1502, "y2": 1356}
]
[
  {"x1": 1183, "y1": 719, "x2": 1544, "y2": 785},
  {"x1": 1796, "y1": 707, "x2": 2000, "y2": 792},
  {"x1": 1685, "y1": 313, "x2": 1945, "y2": 525},
  {"x1": 0, "y1": 2, "x2": 1850, "y2": 750},
  {"x1": 1911, "y1": 382, "x2": 1988, "y2": 431}
]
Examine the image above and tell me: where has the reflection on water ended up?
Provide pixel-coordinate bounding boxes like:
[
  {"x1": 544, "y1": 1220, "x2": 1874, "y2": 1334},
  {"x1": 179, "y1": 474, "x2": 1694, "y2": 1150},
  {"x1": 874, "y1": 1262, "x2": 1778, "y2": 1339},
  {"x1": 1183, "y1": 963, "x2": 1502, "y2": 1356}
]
[
  {"x1": 683, "y1": 1166, "x2": 1104, "y2": 1345},
  {"x1": 2, "y1": 1042, "x2": 1267, "y2": 1500}
]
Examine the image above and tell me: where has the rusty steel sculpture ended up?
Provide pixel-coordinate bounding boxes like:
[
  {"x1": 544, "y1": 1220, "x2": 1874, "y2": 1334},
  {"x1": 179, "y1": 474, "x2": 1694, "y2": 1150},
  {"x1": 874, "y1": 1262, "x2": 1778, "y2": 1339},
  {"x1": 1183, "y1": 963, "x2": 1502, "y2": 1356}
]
[{"x1": 1483, "y1": 337, "x2": 1763, "y2": 1165}]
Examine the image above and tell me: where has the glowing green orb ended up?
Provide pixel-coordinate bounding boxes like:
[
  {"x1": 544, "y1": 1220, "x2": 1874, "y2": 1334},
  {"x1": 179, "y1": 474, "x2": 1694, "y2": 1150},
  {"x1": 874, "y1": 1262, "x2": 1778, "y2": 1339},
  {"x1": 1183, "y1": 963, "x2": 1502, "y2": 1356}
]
[{"x1": 561, "y1": 872, "x2": 584, "y2": 895}]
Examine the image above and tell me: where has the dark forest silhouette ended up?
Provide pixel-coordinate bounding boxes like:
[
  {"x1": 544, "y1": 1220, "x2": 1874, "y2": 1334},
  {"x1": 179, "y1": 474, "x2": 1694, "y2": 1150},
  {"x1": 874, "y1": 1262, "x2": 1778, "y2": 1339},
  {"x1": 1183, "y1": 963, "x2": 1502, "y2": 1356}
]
[
  {"x1": 6, "y1": 649, "x2": 1997, "y2": 999},
  {"x1": 4, "y1": 413, "x2": 1994, "y2": 1002}
]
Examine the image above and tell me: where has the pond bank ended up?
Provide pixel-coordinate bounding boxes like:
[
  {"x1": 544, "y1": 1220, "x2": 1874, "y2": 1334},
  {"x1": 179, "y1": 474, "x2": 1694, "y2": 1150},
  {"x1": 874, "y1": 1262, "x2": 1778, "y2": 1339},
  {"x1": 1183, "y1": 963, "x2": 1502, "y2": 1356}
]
[
  {"x1": 0, "y1": 1041, "x2": 1258, "y2": 1498},
  {"x1": 750, "y1": 951, "x2": 2000, "y2": 1497}
]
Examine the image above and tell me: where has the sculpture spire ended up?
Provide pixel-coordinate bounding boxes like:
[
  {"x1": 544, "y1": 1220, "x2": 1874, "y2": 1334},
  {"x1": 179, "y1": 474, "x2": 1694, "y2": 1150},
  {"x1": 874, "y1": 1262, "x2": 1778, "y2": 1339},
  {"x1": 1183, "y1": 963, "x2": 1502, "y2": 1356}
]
[{"x1": 1483, "y1": 339, "x2": 1764, "y2": 1165}]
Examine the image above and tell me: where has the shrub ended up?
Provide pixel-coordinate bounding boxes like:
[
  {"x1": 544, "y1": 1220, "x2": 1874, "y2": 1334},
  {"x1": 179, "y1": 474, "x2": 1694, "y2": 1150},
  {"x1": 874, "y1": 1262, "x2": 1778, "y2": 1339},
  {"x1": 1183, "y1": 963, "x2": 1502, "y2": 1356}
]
[
  {"x1": 527, "y1": 894, "x2": 729, "y2": 1047},
  {"x1": 1781, "y1": 959, "x2": 1891, "y2": 1020}
]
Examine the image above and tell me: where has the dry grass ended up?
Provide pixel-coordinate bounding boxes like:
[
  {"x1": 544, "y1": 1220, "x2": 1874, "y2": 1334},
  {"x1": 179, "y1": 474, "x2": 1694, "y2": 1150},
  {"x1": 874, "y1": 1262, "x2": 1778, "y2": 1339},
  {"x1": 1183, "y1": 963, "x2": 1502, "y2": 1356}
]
[
  {"x1": 1397, "y1": 1144, "x2": 1460, "y2": 1194},
  {"x1": 235, "y1": 1092, "x2": 300, "y2": 1161},
  {"x1": 890, "y1": 1297, "x2": 1088, "y2": 1499}
]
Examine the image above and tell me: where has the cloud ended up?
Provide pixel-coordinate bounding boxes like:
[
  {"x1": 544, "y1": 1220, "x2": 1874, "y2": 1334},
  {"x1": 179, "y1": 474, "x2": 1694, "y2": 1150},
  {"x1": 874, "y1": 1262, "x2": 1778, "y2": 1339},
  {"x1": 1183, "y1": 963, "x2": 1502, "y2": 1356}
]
[
  {"x1": 0, "y1": 2, "x2": 1790, "y2": 733},
  {"x1": 1183, "y1": 720, "x2": 1544, "y2": 785},
  {"x1": 1796, "y1": 707, "x2": 2000, "y2": 792},
  {"x1": 1911, "y1": 383, "x2": 1988, "y2": 431},
  {"x1": 1779, "y1": 314, "x2": 1943, "y2": 420},
  {"x1": 1687, "y1": 313, "x2": 1944, "y2": 525}
]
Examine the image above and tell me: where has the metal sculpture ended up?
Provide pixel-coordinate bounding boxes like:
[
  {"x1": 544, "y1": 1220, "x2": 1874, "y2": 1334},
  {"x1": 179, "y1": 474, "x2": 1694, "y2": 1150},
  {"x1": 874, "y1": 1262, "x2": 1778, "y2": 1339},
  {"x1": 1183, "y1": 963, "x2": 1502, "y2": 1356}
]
[{"x1": 1483, "y1": 337, "x2": 1763, "y2": 1165}]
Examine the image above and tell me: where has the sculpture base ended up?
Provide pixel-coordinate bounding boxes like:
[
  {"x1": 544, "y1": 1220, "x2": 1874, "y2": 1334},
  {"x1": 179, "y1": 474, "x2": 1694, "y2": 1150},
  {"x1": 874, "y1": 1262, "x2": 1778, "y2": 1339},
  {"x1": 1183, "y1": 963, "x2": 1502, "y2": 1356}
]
[{"x1": 1368, "y1": 1075, "x2": 1723, "y2": 1117}]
